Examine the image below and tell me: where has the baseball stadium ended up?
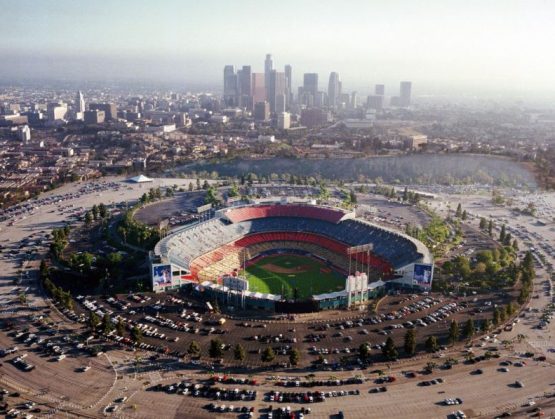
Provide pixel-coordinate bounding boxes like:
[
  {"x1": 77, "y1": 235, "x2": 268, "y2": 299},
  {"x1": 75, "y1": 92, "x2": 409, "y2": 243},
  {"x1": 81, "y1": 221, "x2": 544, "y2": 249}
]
[{"x1": 151, "y1": 202, "x2": 433, "y2": 312}]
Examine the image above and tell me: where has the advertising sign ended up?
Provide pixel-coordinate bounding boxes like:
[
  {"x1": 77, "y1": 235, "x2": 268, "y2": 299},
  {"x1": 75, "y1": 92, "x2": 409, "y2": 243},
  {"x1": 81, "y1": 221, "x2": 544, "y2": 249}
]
[
  {"x1": 413, "y1": 263, "x2": 433, "y2": 286},
  {"x1": 152, "y1": 264, "x2": 172, "y2": 287}
]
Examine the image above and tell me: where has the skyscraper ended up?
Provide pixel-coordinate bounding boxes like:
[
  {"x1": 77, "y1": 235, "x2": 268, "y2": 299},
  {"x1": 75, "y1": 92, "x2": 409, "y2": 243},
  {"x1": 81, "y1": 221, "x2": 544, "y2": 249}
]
[
  {"x1": 400, "y1": 81, "x2": 412, "y2": 107},
  {"x1": 328, "y1": 72, "x2": 340, "y2": 109},
  {"x1": 47, "y1": 102, "x2": 67, "y2": 122},
  {"x1": 223, "y1": 65, "x2": 238, "y2": 107},
  {"x1": 264, "y1": 54, "x2": 273, "y2": 100},
  {"x1": 254, "y1": 101, "x2": 270, "y2": 121},
  {"x1": 268, "y1": 70, "x2": 286, "y2": 114},
  {"x1": 284, "y1": 64, "x2": 292, "y2": 108},
  {"x1": 351, "y1": 91, "x2": 358, "y2": 109},
  {"x1": 76, "y1": 91, "x2": 85, "y2": 113},
  {"x1": 302, "y1": 73, "x2": 318, "y2": 107},
  {"x1": 89, "y1": 103, "x2": 117, "y2": 120},
  {"x1": 367, "y1": 95, "x2": 384, "y2": 110},
  {"x1": 375, "y1": 84, "x2": 385, "y2": 96},
  {"x1": 237, "y1": 65, "x2": 252, "y2": 109},
  {"x1": 303, "y1": 73, "x2": 318, "y2": 97},
  {"x1": 251, "y1": 73, "x2": 266, "y2": 105}
]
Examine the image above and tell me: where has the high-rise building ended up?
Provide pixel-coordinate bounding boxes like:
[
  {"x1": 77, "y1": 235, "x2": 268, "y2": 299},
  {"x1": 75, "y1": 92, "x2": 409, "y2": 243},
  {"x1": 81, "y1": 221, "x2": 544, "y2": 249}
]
[
  {"x1": 328, "y1": 72, "x2": 340, "y2": 109},
  {"x1": 223, "y1": 65, "x2": 238, "y2": 107},
  {"x1": 47, "y1": 102, "x2": 67, "y2": 122},
  {"x1": 277, "y1": 112, "x2": 291, "y2": 130},
  {"x1": 254, "y1": 101, "x2": 270, "y2": 121},
  {"x1": 284, "y1": 65, "x2": 292, "y2": 108},
  {"x1": 367, "y1": 95, "x2": 384, "y2": 110},
  {"x1": 400, "y1": 81, "x2": 412, "y2": 107},
  {"x1": 339, "y1": 93, "x2": 350, "y2": 109},
  {"x1": 303, "y1": 73, "x2": 318, "y2": 98},
  {"x1": 84, "y1": 109, "x2": 105, "y2": 124},
  {"x1": 268, "y1": 70, "x2": 286, "y2": 114},
  {"x1": 76, "y1": 91, "x2": 85, "y2": 113},
  {"x1": 301, "y1": 73, "x2": 319, "y2": 107},
  {"x1": 17, "y1": 125, "x2": 31, "y2": 142},
  {"x1": 375, "y1": 84, "x2": 385, "y2": 96},
  {"x1": 351, "y1": 91, "x2": 358, "y2": 109},
  {"x1": 264, "y1": 54, "x2": 273, "y2": 100},
  {"x1": 251, "y1": 73, "x2": 266, "y2": 105},
  {"x1": 300, "y1": 108, "x2": 330, "y2": 128},
  {"x1": 89, "y1": 103, "x2": 117, "y2": 120},
  {"x1": 237, "y1": 65, "x2": 252, "y2": 109},
  {"x1": 315, "y1": 91, "x2": 327, "y2": 108}
]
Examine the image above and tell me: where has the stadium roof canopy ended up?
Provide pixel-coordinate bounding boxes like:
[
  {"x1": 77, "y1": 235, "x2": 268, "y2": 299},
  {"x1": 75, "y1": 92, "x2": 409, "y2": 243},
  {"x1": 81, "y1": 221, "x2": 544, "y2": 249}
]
[{"x1": 128, "y1": 174, "x2": 153, "y2": 183}]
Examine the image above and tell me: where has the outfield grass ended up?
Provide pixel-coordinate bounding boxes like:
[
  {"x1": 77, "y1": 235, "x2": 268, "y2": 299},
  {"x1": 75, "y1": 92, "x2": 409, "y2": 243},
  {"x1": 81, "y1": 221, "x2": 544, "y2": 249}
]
[{"x1": 242, "y1": 254, "x2": 345, "y2": 300}]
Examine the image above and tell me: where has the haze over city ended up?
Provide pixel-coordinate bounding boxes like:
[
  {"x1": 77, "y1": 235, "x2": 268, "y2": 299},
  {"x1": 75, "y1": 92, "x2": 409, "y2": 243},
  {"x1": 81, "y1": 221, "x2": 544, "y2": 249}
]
[{"x1": 2, "y1": 0, "x2": 555, "y2": 101}]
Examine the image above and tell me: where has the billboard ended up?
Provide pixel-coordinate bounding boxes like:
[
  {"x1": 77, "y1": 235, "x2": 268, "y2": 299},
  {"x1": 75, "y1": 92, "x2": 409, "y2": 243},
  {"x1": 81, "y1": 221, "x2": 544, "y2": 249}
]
[
  {"x1": 223, "y1": 274, "x2": 249, "y2": 292},
  {"x1": 413, "y1": 263, "x2": 433, "y2": 287},
  {"x1": 152, "y1": 264, "x2": 172, "y2": 287}
]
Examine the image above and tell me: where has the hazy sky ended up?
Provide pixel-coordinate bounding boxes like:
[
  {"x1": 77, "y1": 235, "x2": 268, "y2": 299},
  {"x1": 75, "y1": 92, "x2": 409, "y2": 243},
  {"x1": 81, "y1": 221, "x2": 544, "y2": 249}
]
[{"x1": 1, "y1": 0, "x2": 554, "y2": 98}]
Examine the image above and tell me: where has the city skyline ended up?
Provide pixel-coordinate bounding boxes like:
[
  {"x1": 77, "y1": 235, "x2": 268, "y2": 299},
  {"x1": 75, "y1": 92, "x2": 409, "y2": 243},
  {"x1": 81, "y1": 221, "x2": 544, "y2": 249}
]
[{"x1": 1, "y1": 0, "x2": 555, "y2": 101}]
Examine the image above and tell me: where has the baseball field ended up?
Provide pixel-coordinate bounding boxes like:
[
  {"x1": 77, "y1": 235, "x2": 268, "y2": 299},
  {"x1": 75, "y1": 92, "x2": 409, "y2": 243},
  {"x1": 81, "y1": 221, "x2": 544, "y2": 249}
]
[{"x1": 242, "y1": 254, "x2": 345, "y2": 300}]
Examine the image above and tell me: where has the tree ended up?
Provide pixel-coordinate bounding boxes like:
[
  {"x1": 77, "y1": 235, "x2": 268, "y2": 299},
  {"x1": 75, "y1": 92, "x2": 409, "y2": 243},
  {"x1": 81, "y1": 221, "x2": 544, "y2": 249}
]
[
  {"x1": 463, "y1": 318, "x2": 475, "y2": 339},
  {"x1": 188, "y1": 341, "x2": 201, "y2": 358},
  {"x1": 493, "y1": 307, "x2": 501, "y2": 326},
  {"x1": 289, "y1": 348, "x2": 301, "y2": 366},
  {"x1": 261, "y1": 346, "x2": 276, "y2": 363},
  {"x1": 101, "y1": 313, "x2": 113, "y2": 335},
  {"x1": 482, "y1": 318, "x2": 491, "y2": 333},
  {"x1": 202, "y1": 180, "x2": 210, "y2": 190},
  {"x1": 382, "y1": 337, "x2": 398, "y2": 360},
  {"x1": 116, "y1": 318, "x2": 125, "y2": 337},
  {"x1": 84, "y1": 211, "x2": 93, "y2": 226},
  {"x1": 499, "y1": 307, "x2": 506, "y2": 323},
  {"x1": 512, "y1": 239, "x2": 519, "y2": 251},
  {"x1": 88, "y1": 311, "x2": 100, "y2": 331},
  {"x1": 448, "y1": 320, "x2": 459, "y2": 345},
  {"x1": 425, "y1": 336, "x2": 439, "y2": 353},
  {"x1": 359, "y1": 343, "x2": 370, "y2": 360},
  {"x1": 349, "y1": 189, "x2": 357, "y2": 204},
  {"x1": 455, "y1": 203, "x2": 462, "y2": 218},
  {"x1": 488, "y1": 219, "x2": 493, "y2": 236},
  {"x1": 403, "y1": 186, "x2": 409, "y2": 201},
  {"x1": 209, "y1": 338, "x2": 223, "y2": 358},
  {"x1": 404, "y1": 329, "x2": 417, "y2": 356},
  {"x1": 131, "y1": 325, "x2": 143, "y2": 344},
  {"x1": 479, "y1": 217, "x2": 487, "y2": 230},
  {"x1": 188, "y1": 182, "x2": 194, "y2": 192},
  {"x1": 234, "y1": 344, "x2": 246, "y2": 362},
  {"x1": 98, "y1": 203, "x2": 108, "y2": 219},
  {"x1": 91, "y1": 204, "x2": 98, "y2": 221},
  {"x1": 461, "y1": 210, "x2": 468, "y2": 220},
  {"x1": 499, "y1": 224, "x2": 506, "y2": 243},
  {"x1": 228, "y1": 182, "x2": 239, "y2": 198}
]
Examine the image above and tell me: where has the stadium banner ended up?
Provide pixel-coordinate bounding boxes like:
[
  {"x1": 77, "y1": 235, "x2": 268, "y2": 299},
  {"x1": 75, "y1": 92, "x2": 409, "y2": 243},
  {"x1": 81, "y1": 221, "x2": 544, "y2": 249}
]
[
  {"x1": 347, "y1": 244, "x2": 373, "y2": 254},
  {"x1": 152, "y1": 264, "x2": 173, "y2": 288},
  {"x1": 196, "y1": 203, "x2": 212, "y2": 213},
  {"x1": 413, "y1": 263, "x2": 433, "y2": 287}
]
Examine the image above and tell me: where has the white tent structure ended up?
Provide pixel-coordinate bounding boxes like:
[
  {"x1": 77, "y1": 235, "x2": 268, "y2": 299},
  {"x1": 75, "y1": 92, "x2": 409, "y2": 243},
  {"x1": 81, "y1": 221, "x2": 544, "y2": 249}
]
[{"x1": 128, "y1": 174, "x2": 153, "y2": 183}]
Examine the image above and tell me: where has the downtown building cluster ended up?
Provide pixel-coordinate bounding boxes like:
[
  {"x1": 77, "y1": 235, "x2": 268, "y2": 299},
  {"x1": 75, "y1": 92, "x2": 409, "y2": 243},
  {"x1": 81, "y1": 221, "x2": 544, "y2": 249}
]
[{"x1": 223, "y1": 54, "x2": 412, "y2": 128}]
